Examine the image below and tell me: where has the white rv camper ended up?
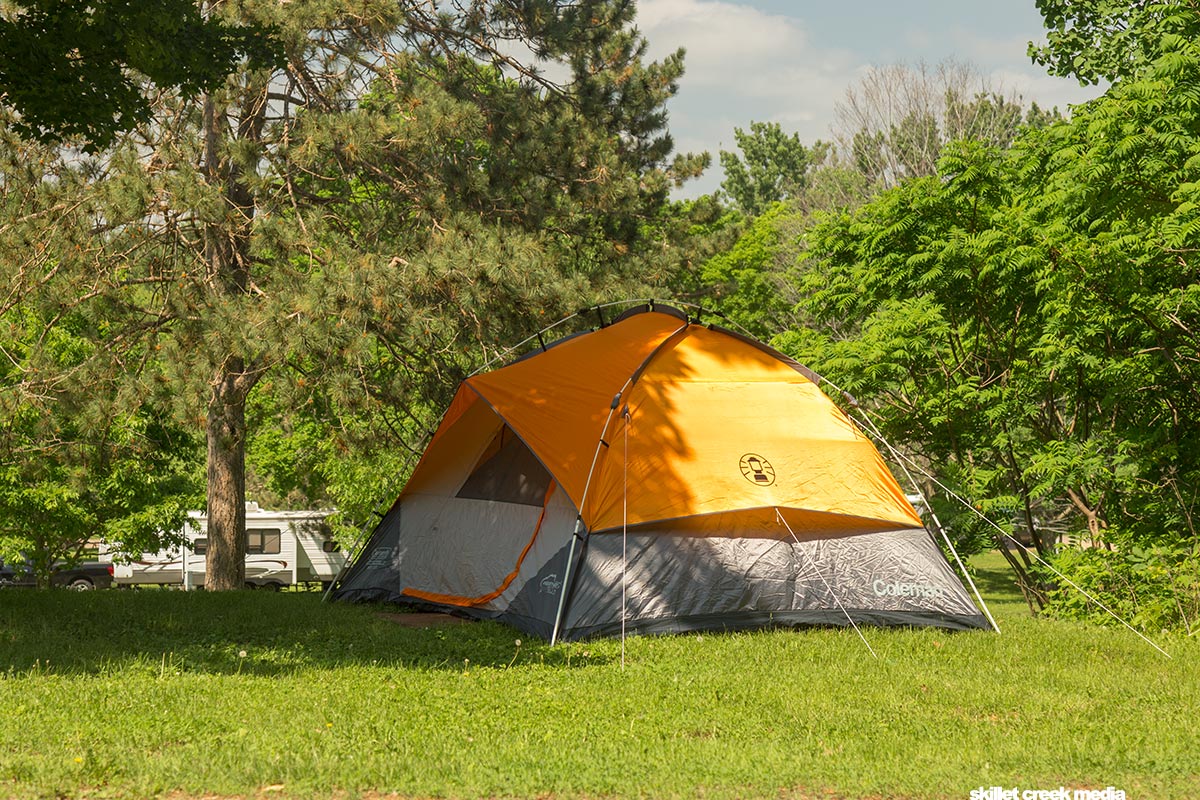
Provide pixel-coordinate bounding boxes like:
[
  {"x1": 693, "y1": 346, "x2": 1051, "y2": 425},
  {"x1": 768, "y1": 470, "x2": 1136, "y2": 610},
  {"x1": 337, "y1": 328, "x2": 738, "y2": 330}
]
[{"x1": 109, "y1": 503, "x2": 346, "y2": 589}]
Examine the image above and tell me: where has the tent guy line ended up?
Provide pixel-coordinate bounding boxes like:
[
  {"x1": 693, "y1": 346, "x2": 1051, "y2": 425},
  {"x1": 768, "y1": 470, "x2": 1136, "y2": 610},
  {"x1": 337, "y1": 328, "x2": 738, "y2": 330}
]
[
  {"x1": 809, "y1": 355, "x2": 1167, "y2": 657},
  {"x1": 858, "y1": 426, "x2": 1173, "y2": 660},
  {"x1": 777, "y1": 508, "x2": 879, "y2": 659},
  {"x1": 844, "y1": 402, "x2": 1001, "y2": 634}
]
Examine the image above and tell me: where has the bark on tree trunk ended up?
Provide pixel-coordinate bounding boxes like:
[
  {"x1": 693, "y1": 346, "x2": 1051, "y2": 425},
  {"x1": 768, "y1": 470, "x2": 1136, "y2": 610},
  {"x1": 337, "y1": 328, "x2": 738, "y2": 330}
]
[
  {"x1": 995, "y1": 536, "x2": 1048, "y2": 614},
  {"x1": 1066, "y1": 487, "x2": 1106, "y2": 545},
  {"x1": 205, "y1": 361, "x2": 249, "y2": 591},
  {"x1": 201, "y1": 86, "x2": 262, "y2": 591}
]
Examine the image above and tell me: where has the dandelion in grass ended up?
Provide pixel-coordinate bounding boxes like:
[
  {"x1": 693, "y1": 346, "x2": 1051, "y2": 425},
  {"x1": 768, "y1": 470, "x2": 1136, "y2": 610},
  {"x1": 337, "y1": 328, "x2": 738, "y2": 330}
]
[{"x1": 507, "y1": 639, "x2": 523, "y2": 669}]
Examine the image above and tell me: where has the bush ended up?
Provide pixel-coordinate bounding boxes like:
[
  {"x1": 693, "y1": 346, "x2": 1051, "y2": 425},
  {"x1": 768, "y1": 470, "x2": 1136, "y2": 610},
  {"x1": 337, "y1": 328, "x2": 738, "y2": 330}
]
[{"x1": 1044, "y1": 543, "x2": 1200, "y2": 634}]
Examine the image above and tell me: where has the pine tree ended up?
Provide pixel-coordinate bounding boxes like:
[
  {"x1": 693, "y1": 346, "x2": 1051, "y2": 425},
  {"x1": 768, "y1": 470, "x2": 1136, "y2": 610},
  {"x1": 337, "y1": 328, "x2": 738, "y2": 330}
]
[{"x1": 1, "y1": 0, "x2": 691, "y2": 589}]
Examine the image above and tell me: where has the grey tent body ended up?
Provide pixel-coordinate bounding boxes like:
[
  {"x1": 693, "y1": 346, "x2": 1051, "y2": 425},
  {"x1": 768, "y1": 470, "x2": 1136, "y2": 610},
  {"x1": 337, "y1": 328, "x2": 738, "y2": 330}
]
[{"x1": 332, "y1": 306, "x2": 990, "y2": 640}]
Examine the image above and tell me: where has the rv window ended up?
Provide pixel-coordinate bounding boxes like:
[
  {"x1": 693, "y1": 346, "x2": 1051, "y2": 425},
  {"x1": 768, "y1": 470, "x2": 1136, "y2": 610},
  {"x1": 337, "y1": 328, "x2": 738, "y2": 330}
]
[
  {"x1": 321, "y1": 540, "x2": 339, "y2": 553},
  {"x1": 246, "y1": 529, "x2": 281, "y2": 555},
  {"x1": 192, "y1": 538, "x2": 208, "y2": 555}
]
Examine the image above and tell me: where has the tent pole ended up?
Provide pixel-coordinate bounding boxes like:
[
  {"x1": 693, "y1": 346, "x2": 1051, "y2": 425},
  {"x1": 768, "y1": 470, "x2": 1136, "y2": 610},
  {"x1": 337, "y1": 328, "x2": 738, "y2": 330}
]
[
  {"x1": 469, "y1": 298, "x2": 738, "y2": 379},
  {"x1": 776, "y1": 509, "x2": 878, "y2": 659},
  {"x1": 550, "y1": 519, "x2": 583, "y2": 646},
  {"x1": 549, "y1": 322, "x2": 691, "y2": 645},
  {"x1": 468, "y1": 298, "x2": 658, "y2": 378},
  {"x1": 621, "y1": 407, "x2": 630, "y2": 669}
]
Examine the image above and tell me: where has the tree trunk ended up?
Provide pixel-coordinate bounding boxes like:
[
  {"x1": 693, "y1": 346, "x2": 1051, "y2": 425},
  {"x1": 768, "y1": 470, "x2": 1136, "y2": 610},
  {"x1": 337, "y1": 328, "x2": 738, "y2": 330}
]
[
  {"x1": 205, "y1": 361, "x2": 249, "y2": 590},
  {"x1": 1066, "y1": 487, "x2": 1106, "y2": 546},
  {"x1": 995, "y1": 535, "x2": 1048, "y2": 614},
  {"x1": 202, "y1": 84, "x2": 260, "y2": 591}
]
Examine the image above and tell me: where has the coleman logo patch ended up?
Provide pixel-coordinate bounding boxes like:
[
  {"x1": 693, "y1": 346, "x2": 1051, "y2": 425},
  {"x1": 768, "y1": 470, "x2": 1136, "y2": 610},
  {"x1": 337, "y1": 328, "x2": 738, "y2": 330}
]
[
  {"x1": 739, "y1": 453, "x2": 775, "y2": 486},
  {"x1": 872, "y1": 579, "x2": 945, "y2": 600}
]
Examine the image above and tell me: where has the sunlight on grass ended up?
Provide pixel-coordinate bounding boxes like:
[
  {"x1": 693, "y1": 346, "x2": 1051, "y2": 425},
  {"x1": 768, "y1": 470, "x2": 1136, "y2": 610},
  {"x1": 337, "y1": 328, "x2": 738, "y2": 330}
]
[{"x1": 0, "y1": 554, "x2": 1196, "y2": 799}]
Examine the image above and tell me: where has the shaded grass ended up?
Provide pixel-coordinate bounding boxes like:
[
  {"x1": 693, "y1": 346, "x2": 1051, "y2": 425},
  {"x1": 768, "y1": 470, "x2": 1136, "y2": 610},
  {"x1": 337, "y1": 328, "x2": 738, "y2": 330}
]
[{"x1": 0, "y1": 552, "x2": 1196, "y2": 800}]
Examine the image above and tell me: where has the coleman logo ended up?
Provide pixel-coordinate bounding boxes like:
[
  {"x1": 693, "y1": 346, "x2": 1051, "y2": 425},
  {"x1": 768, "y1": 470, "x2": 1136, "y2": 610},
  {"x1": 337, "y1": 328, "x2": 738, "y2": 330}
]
[
  {"x1": 872, "y1": 579, "x2": 945, "y2": 600},
  {"x1": 539, "y1": 574, "x2": 562, "y2": 594},
  {"x1": 739, "y1": 453, "x2": 776, "y2": 486}
]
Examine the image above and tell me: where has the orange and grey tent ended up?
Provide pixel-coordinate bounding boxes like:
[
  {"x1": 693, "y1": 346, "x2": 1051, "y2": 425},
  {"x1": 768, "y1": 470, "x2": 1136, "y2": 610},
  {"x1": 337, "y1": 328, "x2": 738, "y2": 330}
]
[{"x1": 333, "y1": 304, "x2": 991, "y2": 640}]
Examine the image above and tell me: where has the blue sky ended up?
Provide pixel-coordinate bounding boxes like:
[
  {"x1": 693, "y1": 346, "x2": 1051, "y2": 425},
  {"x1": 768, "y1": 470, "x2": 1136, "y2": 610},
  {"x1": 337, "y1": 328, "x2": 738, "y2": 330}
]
[{"x1": 636, "y1": 0, "x2": 1106, "y2": 196}]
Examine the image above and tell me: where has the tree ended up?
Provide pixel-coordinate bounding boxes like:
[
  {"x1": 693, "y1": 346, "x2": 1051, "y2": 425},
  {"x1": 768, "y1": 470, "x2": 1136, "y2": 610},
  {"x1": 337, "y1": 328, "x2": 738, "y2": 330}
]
[
  {"x1": 686, "y1": 60, "x2": 1057, "y2": 364},
  {"x1": 780, "y1": 32, "x2": 1200, "y2": 619},
  {"x1": 685, "y1": 203, "x2": 806, "y2": 338},
  {"x1": 0, "y1": 0, "x2": 280, "y2": 150},
  {"x1": 832, "y1": 59, "x2": 1052, "y2": 191},
  {"x1": 2, "y1": 0, "x2": 692, "y2": 590},
  {"x1": 778, "y1": 140, "x2": 1060, "y2": 607},
  {"x1": 1011, "y1": 30, "x2": 1200, "y2": 551},
  {"x1": 0, "y1": 306, "x2": 201, "y2": 586},
  {"x1": 718, "y1": 121, "x2": 820, "y2": 216},
  {"x1": 1028, "y1": 0, "x2": 1198, "y2": 85}
]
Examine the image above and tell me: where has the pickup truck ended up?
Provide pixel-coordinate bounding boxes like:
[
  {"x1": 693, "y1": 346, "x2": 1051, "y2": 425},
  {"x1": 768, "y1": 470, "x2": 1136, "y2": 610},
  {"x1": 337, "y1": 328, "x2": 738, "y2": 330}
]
[{"x1": 0, "y1": 558, "x2": 115, "y2": 590}]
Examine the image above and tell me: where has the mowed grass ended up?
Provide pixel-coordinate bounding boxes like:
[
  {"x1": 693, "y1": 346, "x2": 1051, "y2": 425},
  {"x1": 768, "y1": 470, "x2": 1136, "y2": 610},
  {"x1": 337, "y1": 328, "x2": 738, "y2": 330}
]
[{"x1": 0, "y1": 553, "x2": 1197, "y2": 800}]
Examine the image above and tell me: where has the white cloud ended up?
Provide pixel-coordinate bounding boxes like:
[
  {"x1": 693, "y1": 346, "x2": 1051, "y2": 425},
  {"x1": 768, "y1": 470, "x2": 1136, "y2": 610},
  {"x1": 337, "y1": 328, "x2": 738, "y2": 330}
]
[
  {"x1": 638, "y1": 0, "x2": 858, "y2": 163},
  {"x1": 639, "y1": 0, "x2": 818, "y2": 86},
  {"x1": 636, "y1": 0, "x2": 1108, "y2": 198}
]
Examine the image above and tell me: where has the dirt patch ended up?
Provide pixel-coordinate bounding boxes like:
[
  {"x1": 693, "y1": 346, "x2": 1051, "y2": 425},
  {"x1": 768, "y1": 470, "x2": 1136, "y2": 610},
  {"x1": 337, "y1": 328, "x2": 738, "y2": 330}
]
[{"x1": 375, "y1": 611, "x2": 472, "y2": 628}]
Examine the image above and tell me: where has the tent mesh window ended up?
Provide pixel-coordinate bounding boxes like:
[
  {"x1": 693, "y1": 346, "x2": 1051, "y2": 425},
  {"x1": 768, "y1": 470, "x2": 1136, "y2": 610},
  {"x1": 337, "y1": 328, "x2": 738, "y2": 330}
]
[{"x1": 456, "y1": 425, "x2": 552, "y2": 506}]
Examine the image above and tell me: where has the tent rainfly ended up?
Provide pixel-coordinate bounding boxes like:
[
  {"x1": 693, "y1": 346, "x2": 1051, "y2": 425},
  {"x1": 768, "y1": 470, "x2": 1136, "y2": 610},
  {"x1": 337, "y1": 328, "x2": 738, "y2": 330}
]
[{"x1": 332, "y1": 304, "x2": 991, "y2": 641}]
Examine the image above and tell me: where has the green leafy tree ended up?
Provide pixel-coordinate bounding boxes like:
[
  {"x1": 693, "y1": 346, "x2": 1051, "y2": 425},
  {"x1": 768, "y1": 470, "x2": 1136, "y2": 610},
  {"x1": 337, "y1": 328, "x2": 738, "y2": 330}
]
[
  {"x1": 1028, "y1": 0, "x2": 1198, "y2": 84},
  {"x1": 0, "y1": 308, "x2": 201, "y2": 586},
  {"x1": 1012, "y1": 29, "x2": 1200, "y2": 551},
  {"x1": 688, "y1": 203, "x2": 806, "y2": 338},
  {"x1": 2, "y1": 0, "x2": 694, "y2": 590},
  {"x1": 0, "y1": 0, "x2": 280, "y2": 150},
  {"x1": 779, "y1": 140, "x2": 1058, "y2": 607},
  {"x1": 780, "y1": 32, "x2": 1200, "y2": 620},
  {"x1": 689, "y1": 60, "x2": 1057, "y2": 364},
  {"x1": 718, "y1": 121, "x2": 819, "y2": 216}
]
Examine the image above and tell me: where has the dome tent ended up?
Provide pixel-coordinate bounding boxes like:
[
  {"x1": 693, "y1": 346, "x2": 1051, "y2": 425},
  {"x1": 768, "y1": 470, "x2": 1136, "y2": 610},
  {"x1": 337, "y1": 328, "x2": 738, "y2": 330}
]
[{"x1": 332, "y1": 304, "x2": 991, "y2": 641}]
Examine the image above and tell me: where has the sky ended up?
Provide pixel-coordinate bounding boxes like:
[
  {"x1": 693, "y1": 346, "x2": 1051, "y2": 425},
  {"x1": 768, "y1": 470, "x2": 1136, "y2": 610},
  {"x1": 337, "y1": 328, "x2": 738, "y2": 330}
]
[{"x1": 636, "y1": 0, "x2": 1107, "y2": 197}]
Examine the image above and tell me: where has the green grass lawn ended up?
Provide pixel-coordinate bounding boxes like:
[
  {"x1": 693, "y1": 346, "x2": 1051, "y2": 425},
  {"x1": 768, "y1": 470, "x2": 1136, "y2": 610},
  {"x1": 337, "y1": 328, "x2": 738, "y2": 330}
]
[{"x1": 1, "y1": 553, "x2": 1196, "y2": 800}]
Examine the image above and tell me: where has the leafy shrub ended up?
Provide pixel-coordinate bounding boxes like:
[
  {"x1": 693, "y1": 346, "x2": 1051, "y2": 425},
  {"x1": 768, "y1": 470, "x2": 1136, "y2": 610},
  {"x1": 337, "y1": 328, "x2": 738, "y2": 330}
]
[{"x1": 1044, "y1": 543, "x2": 1200, "y2": 634}]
